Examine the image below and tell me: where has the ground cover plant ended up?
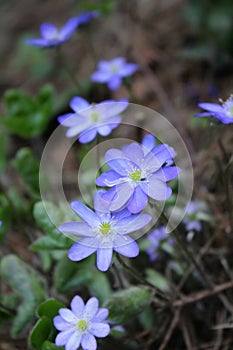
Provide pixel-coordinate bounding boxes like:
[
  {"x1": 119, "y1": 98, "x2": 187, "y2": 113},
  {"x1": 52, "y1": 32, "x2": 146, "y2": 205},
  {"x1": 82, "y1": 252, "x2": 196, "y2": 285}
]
[{"x1": 0, "y1": 1, "x2": 233, "y2": 349}]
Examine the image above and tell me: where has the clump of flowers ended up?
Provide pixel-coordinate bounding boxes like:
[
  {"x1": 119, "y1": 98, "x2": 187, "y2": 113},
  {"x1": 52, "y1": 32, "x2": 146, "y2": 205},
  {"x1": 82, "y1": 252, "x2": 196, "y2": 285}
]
[
  {"x1": 196, "y1": 94, "x2": 233, "y2": 124},
  {"x1": 59, "y1": 191, "x2": 151, "y2": 271},
  {"x1": 25, "y1": 12, "x2": 98, "y2": 48},
  {"x1": 58, "y1": 97, "x2": 128, "y2": 143},
  {"x1": 183, "y1": 199, "x2": 209, "y2": 233},
  {"x1": 91, "y1": 57, "x2": 139, "y2": 90},
  {"x1": 54, "y1": 295, "x2": 110, "y2": 350},
  {"x1": 146, "y1": 226, "x2": 174, "y2": 262},
  {"x1": 96, "y1": 139, "x2": 179, "y2": 213}
]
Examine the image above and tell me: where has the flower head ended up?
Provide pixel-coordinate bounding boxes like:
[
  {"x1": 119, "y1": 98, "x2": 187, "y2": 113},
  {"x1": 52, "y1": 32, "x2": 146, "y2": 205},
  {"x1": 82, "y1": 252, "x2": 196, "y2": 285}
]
[
  {"x1": 91, "y1": 57, "x2": 139, "y2": 90},
  {"x1": 58, "y1": 97, "x2": 128, "y2": 143},
  {"x1": 96, "y1": 140, "x2": 179, "y2": 213},
  {"x1": 195, "y1": 94, "x2": 233, "y2": 124},
  {"x1": 183, "y1": 200, "x2": 207, "y2": 232},
  {"x1": 54, "y1": 295, "x2": 110, "y2": 350},
  {"x1": 59, "y1": 191, "x2": 151, "y2": 271},
  {"x1": 146, "y1": 226, "x2": 173, "y2": 262},
  {"x1": 25, "y1": 12, "x2": 98, "y2": 48}
]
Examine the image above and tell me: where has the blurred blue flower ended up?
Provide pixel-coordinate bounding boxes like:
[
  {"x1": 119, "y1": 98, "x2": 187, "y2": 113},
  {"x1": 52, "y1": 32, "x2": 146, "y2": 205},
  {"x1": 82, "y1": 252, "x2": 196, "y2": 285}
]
[
  {"x1": 91, "y1": 57, "x2": 139, "y2": 90},
  {"x1": 183, "y1": 200, "x2": 206, "y2": 232},
  {"x1": 146, "y1": 226, "x2": 173, "y2": 262},
  {"x1": 25, "y1": 12, "x2": 98, "y2": 48},
  {"x1": 59, "y1": 191, "x2": 151, "y2": 271},
  {"x1": 58, "y1": 97, "x2": 128, "y2": 143},
  {"x1": 96, "y1": 141, "x2": 179, "y2": 213},
  {"x1": 54, "y1": 295, "x2": 110, "y2": 350},
  {"x1": 196, "y1": 94, "x2": 233, "y2": 124}
]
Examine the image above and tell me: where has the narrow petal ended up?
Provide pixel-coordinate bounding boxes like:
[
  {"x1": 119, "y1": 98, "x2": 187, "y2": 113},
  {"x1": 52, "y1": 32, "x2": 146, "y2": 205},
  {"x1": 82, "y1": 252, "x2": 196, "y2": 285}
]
[
  {"x1": 122, "y1": 143, "x2": 144, "y2": 167},
  {"x1": 154, "y1": 166, "x2": 180, "y2": 182},
  {"x1": 141, "y1": 134, "x2": 156, "y2": 151},
  {"x1": 120, "y1": 63, "x2": 139, "y2": 77},
  {"x1": 105, "y1": 149, "x2": 137, "y2": 175},
  {"x1": 84, "y1": 100, "x2": 128, "y2": 119},
  {"x1": 81, "y1": 333, "x2": 97, "y2": 350},
  {"x1": 66, "y1": 122, "x2": 90, "y2": 138},
  {"x1": 24, "y1": 38, "x2": 50, "y2": 47},
  {"x1": 89, "y1": 322, "x2": 110, "y2": 337},
  {"x1": 55, "y1": 329, "x2": 75, "y2": 346},
  {"x1": 198, "y1": 102, "x2": 224, "y2": 113},
  {"x1": 59, "y1": 17, "x2": 79, "y2": 40},
  {"x1": 58, "y1": 113, "x2": 77, "y2": 126},
  {"x1": 96, "y1": 170, "x2": 121, "y2": 187},
  {"x1": 84, "y1": 297, "x2": 99, "y2": 319},
  {"x1": 94, "y1": 190, "x2": 111, "y2": 213},
  {"x1": 109, "y1": 182, "x2": 134, "y2": 212},
  {"x1": 146, "y1": 176, "x2": 172, "y2": 200},
  {"x1": 96, "y1": 124, "x2": 112, "y2": 136},
  {"x1": 40, "y1": 23, "x2": 58, "y2": 39},
  {"x1": 53, "y1": 316, "x2": 70, "y2": 331},
  {"x1": 92, "y1": 308, "x2": 109, "y2": 322},
  {"x1": 79, "y1": 128, "x2": 97, "y2": 143},
  {"x1": 114, "y1": 238, "x2": 139, "y2": 257},
  {"x1": 91, "y1": 71, "x2": 112, "y2": 83},
  {"x1": 59, "y1": 309, "x2": 77, "y2": 323},
  {"x1": 96, "y1": 248, "x2": 113, "y2": 271},
  {"x1": 70, "y1": 296, "x2": 85, "y2": 317},
  {"x1": 65, "y1": 331, "x2": 82, "y2": 350},
  {"x1": 126, "y1": 185, "x2": 148, "y2": 213},
  {"x1": 108, "y1": 75, "x2": 122, "y2": 90},
  {"x1": 70, "y1": 201, "x2": 100, "y2": 226},
  {"x1": 69, "y1": 96, "x2": 90, "y2": 113},
  {"x1": 68, "y1": 242, "x2": 96, "y2": 261},
  {"x1": 115, "y1": 213, "x2": 151, "y2": 234},
  {"x1": 59, "y1": 222, "x2": 94, "y2": 236}
]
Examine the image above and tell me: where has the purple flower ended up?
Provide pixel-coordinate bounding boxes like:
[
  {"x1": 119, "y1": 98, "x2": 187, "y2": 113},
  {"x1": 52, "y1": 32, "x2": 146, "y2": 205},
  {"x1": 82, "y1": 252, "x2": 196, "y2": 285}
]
[
  {"x1": 195, "y1": 94, "x2": 233, "y2": 124},
  {"x1": 58, "y1": 97, "x2": 128, "y2": 143},
  {"x1": 183, "y1": 200, "x2": 206, "y2": 232},
  {"x1": 96, "y1": 141, "x2": 179, "y2": 214},
  {"x1": 25, "y1": 12, "x2": 98, "y2": 48},
  {"x1": 146, "y1": 226, "x2": 173, "y2": 262},
  {"x1": 59, "y1": 191, "x2": 151, "y2": 271},
  {"x1": 0, "y1": 221, "x2": 2, "y2": 227},
  {"x1": 91, "y1": 57, "x2": 139, "y2": 90},
  {"x1": 54, "y1": 295, "x2": 110, "y2": 350}
]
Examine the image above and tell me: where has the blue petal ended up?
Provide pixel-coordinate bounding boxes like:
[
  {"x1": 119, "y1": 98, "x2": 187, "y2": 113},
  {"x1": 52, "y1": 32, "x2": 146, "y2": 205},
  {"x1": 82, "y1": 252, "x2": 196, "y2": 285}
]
[
  {"x1": 59, "y1": 17, "x2": 79, "y2": 40},
  {"x1": 141, "y1": 134, "x2": 156, "y2": 151},
  {"x1": 92, "y1": 308, "x2": 109, "y2": 322},
  {"x1": 69, "y1": 96, "x2": 90, "y2": 113},
  {"x1": 119, "y1": 63, "x2": 139, "y2": 77},
  {"x1": 115, "y1": 213, "x2": 151, "y2": 234},
  {"x1": 198, "y1": 102, "x2": 224, "y2": 113},
  {"x1": 122, "y1": 143, "x2": 144, "y2": 167},
  {"x1": 96, "y1": 170, "x2": 121, "y2": 187},
  {"x1": 81, "y1": 333, "x2": 97, "y2": 350},
  {"x1": 146, "y1": 176, "x2": 172, "y2": 200},
  {"x1": 154, "y1": 166, "x2": 180, "y2": 182},
  {"x1": 79, "y1": 128, "x2": 97, "y2": 143},
  {"x1": 91, "y1": 71, "x2": 112, "y2": 83},
  {"x1": 108, "y1": 75, "x2": 122, "y2": 90},
  {"x1": 114, "y1": 238, "x2": 139, "y2": 257},
  {"x1": 70, "y1": 296, "x2": 85, "y2": 317},
  {"x1": 96, "y1": 124, "x2": 112, "y2": 136},
  {"x1": 55, "y1": 329, "x2": 75, "y2": 347},
  {"x1": 70, "y1": 201, "x2": 101, "y2": 226},
  {"x1": 68, "y1": 242, "x2": 96, "y2": 261},
  {"x1": 96, "y1": 248, "x2": 113, "y2": 271},
  {"x1": 66, "y1": 331, "x2": 82, "y2": 350},
  {"x1": 89, "y1": 322, "x2": 110, "y2": 337},
  {"x1": 40, "y1": 23, "x2": 58, "y2": 39},
  {"x1": 126, "y1": 185, "x2": 148, "y2": 213},
  {"x1": 84, "y1": 297, "x2": 99, "y2": 319},
  {"x1": 59, "y1": 309, "x2": 77, "y2": 323},
  {"x1": 53, "y1": 316, "x2": 70, "y2": 331},
  {"x1": 24, "y1": 38, "x2": 51, "y2": 47},
  {"x1": 108, "y1": 182, "x2": 134, "y2": 212},
  {"x1": 59, "y1": 222, "x2": 94, "y2": 236}
]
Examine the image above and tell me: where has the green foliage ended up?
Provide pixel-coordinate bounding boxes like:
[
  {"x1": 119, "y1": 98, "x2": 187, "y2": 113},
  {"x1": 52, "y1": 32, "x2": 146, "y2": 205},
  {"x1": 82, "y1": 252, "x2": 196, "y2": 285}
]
[
  {"x1": 145, "y1": 269, "x2": 170, "y2": 292},
  {"x1": 29, "y1": 299, "x2": 65, "y2": 350},
  {"x1": 0, "y1": 194, "x2": 12, "y2": 243},
  {"x1": 104, "y1": 286, "x2": 153, "y2": 324},
  {"x1": 0, "y1": 255, "x2": 46, "y2": 337},
  {"x1": 0, "y1": 131, "x2": 8, "y2": 172},
  {"x1": 12, "y1": 148, "x2": 40, "y2": 200},
  {"x1": 78, "y1": 0, "x2": 116, "y2": 15},
  {"x1": 54, "y1": 256, "x2": 111, "y2": 303},
  {"x1": 31, "y1": 201, "x2": 73, "y2": 252},
  {"x1": 1, "y1": 85, "x2": 53, "y2": 138}
]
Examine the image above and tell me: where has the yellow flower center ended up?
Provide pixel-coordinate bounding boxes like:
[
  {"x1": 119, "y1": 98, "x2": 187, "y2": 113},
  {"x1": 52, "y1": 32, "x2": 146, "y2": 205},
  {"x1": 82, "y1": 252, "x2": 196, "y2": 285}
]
[
  {"x1": 91, "y1": 112, "x2": 99, "y2": 122},
  {"x1": 99, "y1": 223, "x2": 111, "y2": 235},
  {"x1": 111, "y1": 65, "x2": 119, "y2": 73},
  {"x1": 129, "y1": 169, "x2": 141, "y2": 182},
  {"x1": 77, "y1": 320, "x2": 87, "y2": 331}
]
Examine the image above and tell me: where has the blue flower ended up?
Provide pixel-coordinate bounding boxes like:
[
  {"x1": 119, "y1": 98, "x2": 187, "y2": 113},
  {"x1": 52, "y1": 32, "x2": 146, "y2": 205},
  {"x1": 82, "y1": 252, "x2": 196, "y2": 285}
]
[
  {"x1": 183, "y1": 200, "x2": 206, "y2": 232},
  {"x1": 96, "y1": 140, "x2": 179, "y2": 213},
  {"x1": 91, "y1": 57, "x2": 139, "y2": 90},
  {"x1": 54, "y1": 295, "x2": 110, "y2": 350},
  {"x1": 58, "y1": 97, "x2": 128, "y2": 143},
  {"x1": 196, "y1": 94, "x2": 233, "y2": 124},
  {"x1": 59, "y1": 191, "x2": 151, "y2": 271},
  {"x1": 146, "y1": 226, "x2": 173, "y2": 262},
  {"x1": 25, "y1": 12, "x2": 98, "y2": 48}
]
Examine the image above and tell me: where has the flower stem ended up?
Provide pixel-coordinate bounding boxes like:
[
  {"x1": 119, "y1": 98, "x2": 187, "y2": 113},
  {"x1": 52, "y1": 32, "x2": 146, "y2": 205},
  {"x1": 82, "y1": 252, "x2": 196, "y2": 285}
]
[
  {"x1": 116, "y1": 254, "x2": 170, "y2": 301},
  {"x1": 224, "y1": 156, "x2": 233, "y2": 233}
]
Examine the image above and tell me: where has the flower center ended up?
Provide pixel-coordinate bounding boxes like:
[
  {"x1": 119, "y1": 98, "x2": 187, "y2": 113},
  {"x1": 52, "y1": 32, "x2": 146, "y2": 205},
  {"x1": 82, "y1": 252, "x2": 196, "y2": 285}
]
[
  {"x1": 91, "y1": 112, "x2": 99, "y2": 122},
  {"x1": 129, "y1": 169, "x2": 141, "y2": 182},
  {"x1": 111, "y1": 65, "x2": 119, "y2": 73},
  {"x1": 77, "y1": 319, "x2": 87, "y2": 331},
  {"x1": 99, "y1": 223, "x2": 111, "y2": 235}
]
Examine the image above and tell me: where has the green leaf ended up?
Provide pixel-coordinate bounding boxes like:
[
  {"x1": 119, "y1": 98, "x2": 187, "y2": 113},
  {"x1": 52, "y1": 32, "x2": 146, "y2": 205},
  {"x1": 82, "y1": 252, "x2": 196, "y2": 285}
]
[
  {"x1": 0, "y1": 255, "x2": 46, "y2": 337},
  {"x1": 12, "y1": 148, "x2": 40, "y2": 200},
  {"x1": 54, "y1": 256, "x2": 111, "y2": 302},
  {"x1": 0, "y1": 194, "x2": 12, "y2": 243},
  {"x1": 37, "y1": 299, "x2": 65, "y2": 319},
  {"x1": 42, "y1": 341, "x2": 63, "y2": 350},
  {"x1": 29, "y1": 317, "x2": 53, "y2": 350},
  {"x1": 104, "y1": 286, "x2": 153, "y2": 324},
  {"x1": 1, "y1": 85, "x2": 53, "y2": 138},
  {"x1": 0, "y1": 306, "x2": 14, "y2": 322},
  {"x1": 146, "y1": 269, "x2": 170, "y2": 292},
  {"x1": 0, "y1": 130, "x2": 8, "y2": 171},
  {"x1": 32, "y1": 201, "x2": 72, "y2": 250}
]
